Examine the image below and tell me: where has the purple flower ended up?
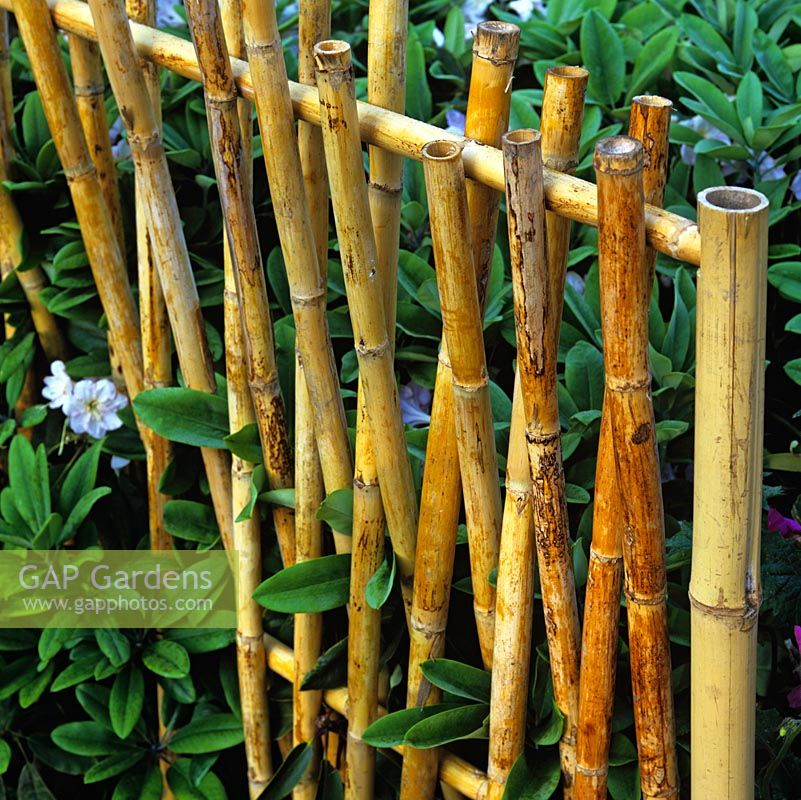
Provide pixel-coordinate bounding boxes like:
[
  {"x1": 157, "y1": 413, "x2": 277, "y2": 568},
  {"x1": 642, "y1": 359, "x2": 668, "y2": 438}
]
[
  {"x1": 400, "y1": 382, "x2": 433, "y2": 427},
  {"x1": 791, "y1": 171, "x2": 801, "y2": 202},
  {"x1": 445, "y1": 109, "x2": 466, "y2": 136},
  {"x1": 768, "y1": 508, "x2": 801, "y2": 539}
]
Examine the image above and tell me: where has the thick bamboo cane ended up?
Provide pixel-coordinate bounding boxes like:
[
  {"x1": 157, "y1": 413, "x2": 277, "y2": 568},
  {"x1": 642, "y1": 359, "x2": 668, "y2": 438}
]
[
  {"x1": 84, "y1": 0, "x2": 233, "y2": 548},
  {"x1": 184, "y1": 0, "x2": 295, "y2": 567},
  {"x1": 0, "y1": 13, "x2": 67, "y2": 363},
  {"x1": 574, "y1": 95, "x2": 672, "y2": 800},
  {"x1": 292, "y1": 1, "x2": 328, "y2": 796},
  {"x1": 315, "y1": 39, "x2": 418, "y2": 612},
  {"x1": 400, "y1": 25, "x2": 517, "y2": 798},
  {"x1": 67, "y1": 34, "x2": 124, "y2": 249},
  {"x1": 595, "y1": 136, "x2": 677, "y2": 800},
  {"x1": 241, "y1": 0, "x2": 353, "y2": 553},
  {"x1": 3, "y1": 0, "x2": 703, "y2": 267},
  {"x1": 690, "y1": 186, "x2": 767, "y2": 800},
  {"x1": 11, "y1": 0, "x2": 144, "y2": 402}
]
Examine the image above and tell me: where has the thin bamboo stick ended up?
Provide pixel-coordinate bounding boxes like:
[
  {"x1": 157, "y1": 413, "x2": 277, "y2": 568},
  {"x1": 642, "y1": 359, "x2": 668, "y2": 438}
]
[
  {"x1": 400, "y1": 24, "x2": 518, "y2": 799},
  {"x1": 690, "y1": 185, "x2": 768, "y2": 800},
  {"x1": 314, "y1": 39, "x2": 418, "y2": 613},
  {"x1": 5, "y1": 0, "x2": 703, "y2": 267},
  {"x1": 11, "y1": 0, "x2": 144, "y2": 401},
  {"x1": 574, "y1": 95, "x2": 672, "y2": 800},
  {"x1": 184, "y1": 0, "x2": 295, "y2": 568},
  {"x1": 241, "y1": 0, "x2": 353, "y2": 553},
  {"x1": 595, "y1": 136, "x2": 677, "y2": 800},
  {"x1": 83, "y1": 0, "x2": 233, "y2": 548},
  {"x1": 67, "y1": 34, "x2": 124, "y2": 249},
  {"x1": 293, "y1": 0, "x2": 328, "y2": 795}
]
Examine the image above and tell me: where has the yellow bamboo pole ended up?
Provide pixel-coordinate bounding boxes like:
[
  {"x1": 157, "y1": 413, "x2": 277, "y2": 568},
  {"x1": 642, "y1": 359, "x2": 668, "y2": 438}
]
[
  {"x1": 690, "y1": 185, "x2": 768, "y2": 800},
  {"x1": 5, "y1": 0, "x2": 703, "y2": 267},
  {"x1": 595, "y1": 136, "x2": 677, "y2": 800},
  {"x1": 574, "y1": 95, "x2": 671, "y2": 800},
  {"x1": 184, "y1": 0, "x2": 295, "y2": 567},
  {"x1": 241, "y1": 0, "x2": 353, "y2": 553},
  {"x1": 315, "y1": 39, "x2": 418, "y2": 613},
  {"x1": 11, "y1": 0, "x2": 144, "y2": 402},
  {"x1": 84, "y1": 0, "x2": 233, "y2": 548},
  {"x1": 293, "y1": 0, "x2": 328, "y2": 795}
]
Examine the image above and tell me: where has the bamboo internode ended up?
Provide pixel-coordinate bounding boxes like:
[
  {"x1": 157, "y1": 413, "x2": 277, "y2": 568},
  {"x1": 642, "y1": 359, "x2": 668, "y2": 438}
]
[
  {"x1": 595, "y1": 136, "x2": 677, "y2": 800},
  {"x1": 690, "y1": 186, "x2": 768, "y2": 800}
]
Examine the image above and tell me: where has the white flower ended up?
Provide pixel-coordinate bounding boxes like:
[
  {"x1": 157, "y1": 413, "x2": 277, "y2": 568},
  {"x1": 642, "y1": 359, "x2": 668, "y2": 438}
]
[
  {"x1": 400, "y1": 383, "x2": 433, "y2": 427},
  {"x1": 67, "y1": 379, "x2": 128, "y2": 440},
  {"x1": 792, "y1": 171, "x2": 801, "y2": 201},
  {"x1": 42, "y1": 361, "x2": 73, "y2": 411},
  {"x1": 462, "y1": 0, "x2": 493, "y2": 35},
  {"x1": 446, "y1": 109, "x2": 466, "y2": 135},
  {"x1": 110, "y1": 455, "x2": 131, "y2": 472},
  {"x1": 678, "y1": 115, "x2": 731, "y2": 166},
  {"x1": 508, "y1": 0, "x2": 544, "y2": 21}
]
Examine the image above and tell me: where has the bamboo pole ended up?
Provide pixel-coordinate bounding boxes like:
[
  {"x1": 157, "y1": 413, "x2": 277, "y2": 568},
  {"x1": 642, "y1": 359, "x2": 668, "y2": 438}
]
[
  {"x1": 574, "y1": 95, "x2": 672, "y2": 800},
  {"x1": 11, "y1": 0, "x2": 144, "y2": 402},
  {"x1": 400, "y1": 24, "x2": 518, "y2": 799},
  {"x1": 690, "y1": 186, "x2": 767, "y2": 800},
  {"x1": 595, "y1": 136, "x2": 677, "y2": 800},
  {"x1": 241, "y1": 0, "x2": 353, "y2": 553},
  {"x1": 292, "y1": 0, "x2": 328, "y2": 796},
  {"x1": 4, "y1": 0, "x2": 703, "y2": 267},
  {"x1": 83, "y1": 0, "x2": 234, "y2": 548},
  {"x1": 0, "y1": 12, "x2": 67, "y2": 363},
  {"x1": 67, "y1": 34, "x2": 125, "y2": 249},
  {"x1": 315, "y1": 39, "x2": 418, "y2": 613},
  {"x1": 184, "y1": 0, "x2": 295, "y2": 567}
]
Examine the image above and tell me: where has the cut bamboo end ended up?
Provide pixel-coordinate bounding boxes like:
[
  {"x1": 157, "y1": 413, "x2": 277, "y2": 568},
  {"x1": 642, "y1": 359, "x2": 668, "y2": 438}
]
[
  {"x1": 540, "y1": 65, "x2": 588, "y2": 173},
  {"x1": 690, "y1": 184, "x2": 767, "y2": 800},
  {"x1": 313, "y1": 38, "x2": 352, "y2": 70},
  {"x1": 593, "y1": 135, "x2": 643, "y2": 175},
  {"x1": 472, "y1": 20, "x2": 520, "y2": 62}
]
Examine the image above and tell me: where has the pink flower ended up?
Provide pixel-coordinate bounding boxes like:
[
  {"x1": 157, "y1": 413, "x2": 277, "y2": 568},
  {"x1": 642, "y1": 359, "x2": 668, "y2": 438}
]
[{"x1": 767, "y1": 508, "x2": 801, "y2": 539}]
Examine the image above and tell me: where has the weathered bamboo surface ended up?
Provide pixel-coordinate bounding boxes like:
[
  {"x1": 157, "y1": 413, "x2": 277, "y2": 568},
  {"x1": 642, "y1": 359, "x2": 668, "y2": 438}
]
[{"x1": 5, "y1": 0, "x2": 701, "y2": 266}]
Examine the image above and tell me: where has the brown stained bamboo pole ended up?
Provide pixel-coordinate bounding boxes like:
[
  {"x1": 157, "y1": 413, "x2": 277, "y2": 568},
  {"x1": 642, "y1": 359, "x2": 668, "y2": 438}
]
[
  {"x1": 690, "y1": 186, "x2": 767, "y2": 800},
  {"x1": 293, "y1": 2, "x2": 328, "y2": 797},
  {"x1": 67, "y1": 34, "x2": 125, "y2": 249},
  {"x1": 11, "y1": 0, "x2": 144, "y2": 403},
  {"x1": 83, "y1": 0, "x2": 233, "y2": 548},
  {"x1": 574, "y1": 95, "x2": 672, "y2": 800},
  {"x1": 595, "y1": 136, "x2": 677, "y2": 800},
  {"x1": 184, "y1": 0, "x2": 295, "y2": 567},
  {"x1": 241, "y1": 0, "x2": 353, "y2": 554},
  {"x1": 315, "y1": 40, "x2": 418, "y2": 612},
  {"x1": 6, "y1": 0, "x2": 703, "y2": 267}
]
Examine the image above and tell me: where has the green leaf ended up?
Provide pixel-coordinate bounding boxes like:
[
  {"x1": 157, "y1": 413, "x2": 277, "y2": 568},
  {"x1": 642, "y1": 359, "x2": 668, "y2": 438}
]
[
  {"x1": 59, "y1": 440, "x2": 104, "y2": 515},
  {"x1": 259, "y1": 743, "x2": 314, "y2": 800},
  {"x1": 112, "y1": 766, "x2": 162, "y2": 800},
  {"x1": 785, "y1": 314, "x2": 801, "y2": 335},
  {"x1": 655, "y1": 419, "x2": 689, "y2": 443},
  {"x1": 404, "y1": 703, "x2": 488, "y2": 748},
  {"x1": 38, "y1": 627, "x2": 72, "y2": 662},
  {"x1": 51, "y1": 656, "x2": 100, "y2": 692},
  {"x1": 503, "y1": 750, "x2": 561, "y2": 799},
  {"x1": 94, "y1": 629, "x2": 131, "y2": 669},
  {"x1": 19, "y1": 661, "x2": 54, "y2": 708},
  {"x1": 0, "y1": 655, "x2": 37, "y2": 701},
  {"x1": 564, "y1": 341, "x2": 604, "y2": 411},
  {"x1": 0, "y1": 332, "x2": 34, "y2": 384},
  {"x1": 735, "y1": 72, "x2": 763, "y2": 144},
  {"x1": 362, "y1": 703, "x2": 463, "y2": 747},
  {"x1": 224, "y1": 423, "x2": 263, "y2": 464},
  {"x1": 142, "y1": 640, "x2": 190, "y2": 679},
  {"x1": 133, "y1": 388, "x2": 229, "y2": 448},
  {"x1": 300, "y1": 637, "x2": 348, "y2": 691},
  {"x1": 608, "y1": 763, "x2": 641, "y2": 800},
  {"x1": 60, "y1": 486, "x2": 111, "y2": 542},
  {"x1": 253, "y1": 554, "x2": 351, "y2": 613},
  {"x1": 565, "y1": 483, "x2": 590, "y2": 504},
  {"x1": 420, "y1": 659, "x2": 491, "y2": 703},
  {"x1": 75, "y1": 684, "x2": 113, "y2": 728},
  {"x1": 316, "y1": 488, "x2": 353, "y2": 534},
  {"x1": 110, "y1": 664, "x2": 145, "y2": 739},
  {"x1": 84, "y1": 749, "x2": 145, "y2": 784},
  {"x1": 169, "y1": 713, "x2": 245, "y2": 754},
  {"x1": 163, "y1": 500, "x2": 219, "y2": 544},
  {"x1": 9, "y1": 435, "x2": 50, "y2": 532},
  {"x1": 258, "y1": 488, "x2": 296, "y2": 509},
  {"x1": 51, "y1": 722, "x2": 120, "y2": 756},
  {"x1": 0, "y1": 739, "x2": 10, "y2": 774},
  {"x1": 674, "y1": 72, "x2": 743, "y2": 142},
  {"x1": 580, "y1": 10, "x2": 625, "y2": 106},
  {"x1": 609, "y1": 733, "x2": 638, "y2": 766},
  {"x1": 627, "y1": 27, "x2": 679, "y2": 100},
  {"x1": 21, "y1": 92, "x2": 50, "y2": 154},
  {"x1": 365, "y1": 551, "x2": 395, "y2": 610},
  {"x1": 18, "y1": 763, "x2": 57, "y2": 800},
  {"x1": 784, "y1": 358, "x2": 801, "y2": 386},
  {"x1": 532, "y1": 701, "x2": 565, "y2": 746},
  {"x1": 754, "y1": 29, "x2": 794, "y2": 99},
  {"x1": 443, "y1": 6, "x2": 466, "y2": 57},
  {"x1": 769, "y1": 261, "x2": 801, "y2": 302},
  {"x1": 406, "y1": 28, "x2": 432, "y2": 121},
  {"x1": 165, "y1": 628, "x2": 236, "y2": 654}
]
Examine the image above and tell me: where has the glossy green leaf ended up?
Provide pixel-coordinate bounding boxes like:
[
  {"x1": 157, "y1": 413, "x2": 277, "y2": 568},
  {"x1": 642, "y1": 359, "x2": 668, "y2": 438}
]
[{"x1": 253, "y1": 554, "x2": 351, "y2": 613}]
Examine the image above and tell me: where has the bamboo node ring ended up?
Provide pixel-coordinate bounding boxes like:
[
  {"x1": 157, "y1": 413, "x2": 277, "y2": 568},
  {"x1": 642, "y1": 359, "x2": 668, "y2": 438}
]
[
  {"x1": 687, "y1": 591, "x2": 760, "y2": 630},
  {"x1": 355, "y1": 338, "x2": 391, "y2": 359},
  {"x1": 605, "y1": 374, "x2": 651, "y2": 393},
  {"x1": 576, "y1": 764, "x2": 608, "y2": 778},
  {"x1": 624, "y1": 587, "x2": 668, "y2": 606},
  {"x1": 63, "y1": 162, "x2": 98, "y2": 184}
]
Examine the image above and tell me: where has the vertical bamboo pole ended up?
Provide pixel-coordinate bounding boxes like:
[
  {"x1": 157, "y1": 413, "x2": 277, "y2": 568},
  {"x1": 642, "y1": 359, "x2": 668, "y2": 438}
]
[
  {"x1": 690, "y1": 185, "x2": 767, "y2": 800},
  {"x1": 241, "y1": 0, "x2": 353, "y2": 553},
  {"x1": 315, "y1": 40, "x2": 418, "y2": 611},
  {"x1": 401, "y1": 25, "x2": 518, "y2": 799},
  {"x1": 293, "y1": 0, "x2": 328, "y2": 796},
  {"x1": 84, "y1": 0, "x2": 232, "y2": 547},
  {"x1": 574, "y1": 95, "x2": 671, "y2": 800},
  {"x1": 183, "y1": 0, "x2": 295, "y2": 567},
  {"x1": 67, "y1": 34, "x2": 125, "y2": 249},
  {"x1": 595, "y1": 136, "x2": 677, "y2": 800},
  {"x1": 0, "y1": 12, "x2": 67, "y2": 363},
  {"x1": 12, "y1": 0, "x2": 144, "y2": 401}
]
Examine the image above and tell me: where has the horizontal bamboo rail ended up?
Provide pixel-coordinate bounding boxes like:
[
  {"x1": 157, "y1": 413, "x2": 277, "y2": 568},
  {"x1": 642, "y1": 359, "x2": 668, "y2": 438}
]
[{"x1": 6, "y1": 0, "x2": 701, "y2": 267}]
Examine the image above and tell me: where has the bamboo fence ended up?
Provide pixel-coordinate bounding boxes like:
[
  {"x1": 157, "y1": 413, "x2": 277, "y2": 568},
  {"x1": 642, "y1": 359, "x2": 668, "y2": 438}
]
[{"x1": 3, "y1": 3, "x2": 771, "y2": 799}]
